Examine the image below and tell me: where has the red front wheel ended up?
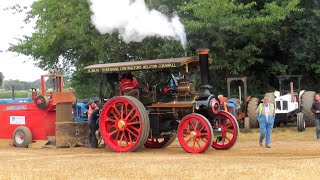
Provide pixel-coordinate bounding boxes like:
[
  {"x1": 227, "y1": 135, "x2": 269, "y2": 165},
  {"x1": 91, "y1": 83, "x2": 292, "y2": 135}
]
[
  {"x1": 99, "y1": 96, "x2": 150, "y2": 152},
  {"x1": 178, "y1": 113, "x2": 213, "y2": 153},
  {"x1": 212, "y1": 111, "x2": 239, "y2": 150}
]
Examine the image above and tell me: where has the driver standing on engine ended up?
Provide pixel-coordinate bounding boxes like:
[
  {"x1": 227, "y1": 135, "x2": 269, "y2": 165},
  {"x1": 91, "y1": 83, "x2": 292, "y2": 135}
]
[{"x1": 86, "y1": 100, "x2": 99, "y2": 148}]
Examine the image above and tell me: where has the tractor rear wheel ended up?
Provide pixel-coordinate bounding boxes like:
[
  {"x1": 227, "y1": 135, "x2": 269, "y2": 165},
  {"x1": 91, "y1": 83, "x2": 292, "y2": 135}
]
[
  {"x1": 13, "y1": 126, "x2": 32, "y2": 148},
  {"x1": 301, "y1": 91, "x2": 316, "y2": 127},
  {"x1": 247, "y1": 97, "x2": 259, "y2": 128},
  {"x1": 297, "y1": 112, "x2": 305, "y2": 132},
  {"x1": 211, "y1": 111, "x2": 239, "y2": 150},
  {"x1": 99, "y1": 96, "x2": 150, "y2": 152},
  {"x1": 144, "y1": 133, "x2": 177, "y2": 148},
  {"x1": 178, "y1": 113, "x2": 213, "y2": 153}
]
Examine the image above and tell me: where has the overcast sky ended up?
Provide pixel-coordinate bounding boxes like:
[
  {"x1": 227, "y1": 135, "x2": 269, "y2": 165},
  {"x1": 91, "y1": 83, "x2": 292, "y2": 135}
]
[{"x1": 0, "y1": 0, "x2": 45, "y2": 82}]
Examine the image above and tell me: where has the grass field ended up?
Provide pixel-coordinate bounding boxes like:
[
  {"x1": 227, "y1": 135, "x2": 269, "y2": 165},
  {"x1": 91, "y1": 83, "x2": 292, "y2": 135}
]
[
  {"x1": 0, "y1": 90, "x2": 29, "y2": 99},
  {"x1": 1, "y1": 127, "x2": 320, "y2": 179}
]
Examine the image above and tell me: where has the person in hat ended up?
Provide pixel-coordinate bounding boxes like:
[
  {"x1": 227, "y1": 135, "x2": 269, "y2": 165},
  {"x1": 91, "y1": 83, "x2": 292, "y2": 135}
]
[{"x1": 256, "y1": 97, "x2": 275, "y2": 148}]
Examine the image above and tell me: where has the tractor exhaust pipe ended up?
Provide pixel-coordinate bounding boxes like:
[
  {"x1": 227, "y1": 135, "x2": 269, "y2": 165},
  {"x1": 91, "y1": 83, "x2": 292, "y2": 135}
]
[
  {"x1": 198, "y1": 49, "x2": 211, "y2": 96},
  {"x1": 290, "y1": 82, "x2": 294, "y2": 102},
  {"x1": 12, "y1": 85, "x2": 15, "y2": 100}
]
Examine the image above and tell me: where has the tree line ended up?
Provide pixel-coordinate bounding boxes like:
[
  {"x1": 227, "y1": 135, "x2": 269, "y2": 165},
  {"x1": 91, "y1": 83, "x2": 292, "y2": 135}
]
[
  {"x1": 8, "y1": 0, "x2": 320, "y2": 98},
  {"x1": 0, "y1": 74, "x2": 72, "y2": 91},
  {"x1": 2, "y1": 79, "x2": 55, "y2": 91}
]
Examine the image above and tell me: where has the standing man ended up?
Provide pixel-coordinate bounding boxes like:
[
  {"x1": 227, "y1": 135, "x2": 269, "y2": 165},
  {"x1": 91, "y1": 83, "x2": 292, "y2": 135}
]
[
  {"x1": 86, "y1": 100, "x2": 99, "y2": 148},
  {"x1": 256, "y1": 97, "x2": 275, "y2": 148},
  {"x1": 311, "y1": 93, "x2": 320, "y2": 140}
]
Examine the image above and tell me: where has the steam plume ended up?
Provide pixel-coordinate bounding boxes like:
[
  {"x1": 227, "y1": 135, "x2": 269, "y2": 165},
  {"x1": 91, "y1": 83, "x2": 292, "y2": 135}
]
[{"x1": 90, "y1": 0, "x2": 187, "y2": 49}]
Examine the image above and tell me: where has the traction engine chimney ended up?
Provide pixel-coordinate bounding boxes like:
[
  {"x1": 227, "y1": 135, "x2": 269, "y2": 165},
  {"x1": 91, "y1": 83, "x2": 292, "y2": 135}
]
[{"x1": 198, "y1": 49, "x2": 211, "y2": 96}]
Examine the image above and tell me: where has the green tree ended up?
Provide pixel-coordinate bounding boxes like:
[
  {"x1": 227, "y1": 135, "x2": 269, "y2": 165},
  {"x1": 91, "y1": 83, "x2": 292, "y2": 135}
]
[
  {"x1": 179, "y1": 0, "x2": 315, "y2": 95},
  {"x1": 0, "y1": 72, "x2": 3, "y2": 89},
  {"x1": 9, "y1": 0, "x2": 184, "y2": 98},
  {"x1": 9, "y1": 0, "x2": 320, "y2": 97}
]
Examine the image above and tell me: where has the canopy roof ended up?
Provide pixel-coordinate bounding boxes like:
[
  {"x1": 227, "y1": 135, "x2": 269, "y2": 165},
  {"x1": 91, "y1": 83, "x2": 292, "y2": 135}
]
[{"x1": 84, "y1": 56, "x2": 212, "y2": 73}]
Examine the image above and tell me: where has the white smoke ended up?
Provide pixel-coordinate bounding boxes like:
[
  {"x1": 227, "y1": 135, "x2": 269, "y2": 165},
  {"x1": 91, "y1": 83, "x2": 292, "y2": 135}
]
[{"x1": 90, "y1": 0, "x2": 187, "y2": 49}]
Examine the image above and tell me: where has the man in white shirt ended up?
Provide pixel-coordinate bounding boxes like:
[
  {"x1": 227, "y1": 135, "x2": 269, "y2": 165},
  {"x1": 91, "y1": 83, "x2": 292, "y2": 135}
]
[{"x1": 256, "y1": 97, "x2": 275, "y2": 148}]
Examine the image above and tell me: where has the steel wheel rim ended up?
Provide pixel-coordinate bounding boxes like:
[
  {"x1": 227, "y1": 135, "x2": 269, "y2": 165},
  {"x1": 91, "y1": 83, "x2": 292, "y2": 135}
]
[
  {"x1": 178, "y1": 114, "x2": 212, "y2": 153},
  {"x1": 15, "y1": 131, "x2": 25, "y2": 145},
  {"x1": 100, "y1": 98, "x2": 143, "y2": 152},
  {"x1": 212, "y1": 111, "x2": 238, "y2": 149},
  {"x1": 145, "y1": 138, "x2": 170, "y2": 148}
]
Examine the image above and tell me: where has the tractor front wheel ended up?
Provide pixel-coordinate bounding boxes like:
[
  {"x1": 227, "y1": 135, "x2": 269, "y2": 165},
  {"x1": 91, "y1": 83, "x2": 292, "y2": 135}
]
[
  {"x1": 99, "y1": 96, "x2": 150, "y2": 152},
  {"x1": 212, "y1": 111, "x2": 239, "y2": 150},
  {"x1": 297, "y1": 112, "x2": 305, "y2": 132},
  {"x1": 178, "y1": 113, "x2": 213, "y2": 153},
  {"x1": 13, "y1": 126, "x2": 32, "y2": 148}
]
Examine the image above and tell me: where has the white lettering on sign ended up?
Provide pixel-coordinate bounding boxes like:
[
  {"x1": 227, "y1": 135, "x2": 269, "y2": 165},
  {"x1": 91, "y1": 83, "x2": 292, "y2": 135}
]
[
  {"x1": 6, "y1": 105, "x2": 27, "y2": 111},
  {"x1": 87, "y1": 63, "x2": 179, "y2": 73},
  {"x1": 10, "y1": 116, "x2": 26, "y2": 125}
]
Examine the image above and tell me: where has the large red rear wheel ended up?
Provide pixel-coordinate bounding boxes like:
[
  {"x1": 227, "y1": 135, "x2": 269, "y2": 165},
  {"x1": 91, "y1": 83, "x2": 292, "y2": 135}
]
[
  {"x1": 212, "y1": 111, "x2": 239, "y2": 150},
  {"x1": 144, "y1": 133, "x2": 177, "y2": 148},
  {"x1": 99, "y1": 96, "x2": 150, "y2": 152},
  {"x1": 178, "y1": 113, "x2": 213, "y2": 153}
]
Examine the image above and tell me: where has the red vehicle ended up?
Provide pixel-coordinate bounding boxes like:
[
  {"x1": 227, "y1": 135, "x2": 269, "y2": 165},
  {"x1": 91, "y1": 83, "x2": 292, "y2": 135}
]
[
  {"x1": 84, "y1": 49, "x2": 240, "y2": 153},
  {"x1": 0, "y1": 73, "x2": 77, "y2": 147}
]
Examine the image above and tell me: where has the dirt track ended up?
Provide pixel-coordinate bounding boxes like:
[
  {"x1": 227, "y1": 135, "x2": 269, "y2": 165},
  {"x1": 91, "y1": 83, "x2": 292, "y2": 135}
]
[{"x1": 1, "y1": 127, "x2": 320, "y2": 179}]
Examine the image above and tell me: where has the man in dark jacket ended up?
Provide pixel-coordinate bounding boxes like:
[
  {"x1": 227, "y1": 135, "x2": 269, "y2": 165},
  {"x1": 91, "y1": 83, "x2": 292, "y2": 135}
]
[
  {"x1": 85, "y1": 100, "x2": 99, "y2": 148},
  {"x1": 311, "y1": 93, "x2": 320, "y2": 140}
]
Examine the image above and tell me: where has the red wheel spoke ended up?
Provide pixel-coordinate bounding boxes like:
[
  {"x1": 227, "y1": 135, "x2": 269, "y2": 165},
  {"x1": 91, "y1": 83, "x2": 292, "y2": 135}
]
[
  {"x1": 126, "y1": 128, "x2": 139, "y2": 138},
  {"x1": 127, "y1": 130, "x2": 133, "y2": 143},
  {"x1": 109, "y1": 129, "x2": 118, "y2": 136},
  {"x1": 106, "y1": 118, "x2": 116, "y2": 122},
  {"x1": 195, "y1": 138, "x2": 201, "y2": 148},
  {"x1": 199, "y1": 125, "x2": 205, "y2": 132},
  {"x1": 119, "y1": 133, "x2": 124, "y2": 144},
  {"x1": 120, "y1": 104, "x2": 124, "y2": 119},
  {"x1": 186, "y1": 137, "x2": 192, "y2": 143},
  {"x1": 226, "y1": 130, "x2": 234, "y2": 134},
  {"x1": 226, "y1": 137, "x2": 231, "y2": 142},
  {"x1": 194, "y1": 121, "x2": 199, "y2": 130},
  {"x1": 192, "y1": 139, "x2": 196, "y2": 148},
  {"x1": 200, "y1": 137, "x2": 207, "y2": 143},
  {"x1": 226, "y1": 124, "x2": 232, "y2": 128},
  {"x1": 110, "y1": 109, "x2": 120, "y2": 120},
  {"x1": 190, "y1": 120, "x2": 196, "y2": 130},
  {"x1": 127, "y1": 114, "x2": 139, "y2": 122},
  {"x1": 123, "y1": 133, "x2": 129, "y2": 146},
  {"x1": 125, "y1": 108, "x2": 135, "y2": 120},
  {"x1": 200, "y1": 133, "x2": 208, "y2": 136},
  {"x1": 129, "y1": 126, "x2": 140, "y2": 133},
  {"x1": 114, "y1": 131, "x2": 120, "y2": 140},
  {"x1": 126, "y1": 121, "x2": 140, "y2": 126},
  {"x1": 112, "y1": 105, "x2": 121, "y2": 119}
]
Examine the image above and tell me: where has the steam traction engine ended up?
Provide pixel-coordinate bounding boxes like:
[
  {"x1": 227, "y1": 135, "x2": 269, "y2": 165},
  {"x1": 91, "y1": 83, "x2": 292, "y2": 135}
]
[{"x1": 85, "y1": 49, "x2": 239, "y2": 153}]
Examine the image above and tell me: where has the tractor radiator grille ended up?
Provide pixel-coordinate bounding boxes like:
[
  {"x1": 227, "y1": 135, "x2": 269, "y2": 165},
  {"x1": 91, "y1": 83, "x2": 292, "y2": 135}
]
[{"x1": 276, "y1": 100, "x2": 288, "y2": 110}]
